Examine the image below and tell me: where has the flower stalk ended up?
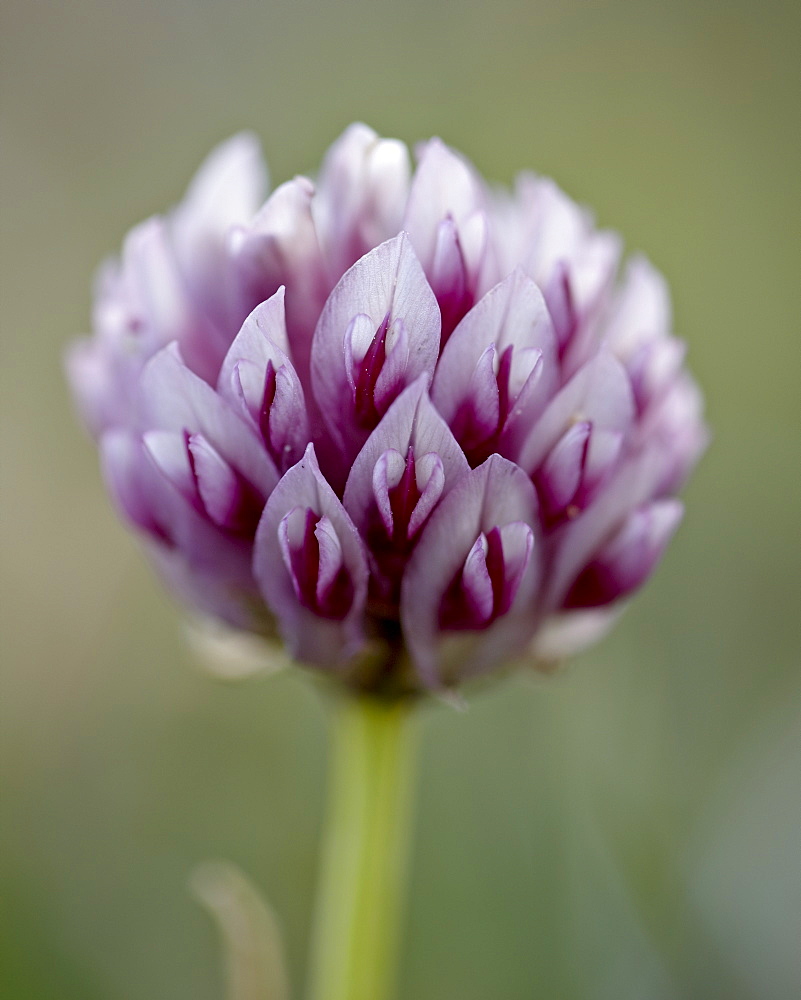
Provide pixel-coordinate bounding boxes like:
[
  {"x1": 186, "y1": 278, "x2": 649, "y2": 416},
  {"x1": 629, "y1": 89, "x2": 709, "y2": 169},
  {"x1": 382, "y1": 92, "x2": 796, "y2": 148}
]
[{"x1": 306, "y1": 692, "x2": 417, "y2": 1000}]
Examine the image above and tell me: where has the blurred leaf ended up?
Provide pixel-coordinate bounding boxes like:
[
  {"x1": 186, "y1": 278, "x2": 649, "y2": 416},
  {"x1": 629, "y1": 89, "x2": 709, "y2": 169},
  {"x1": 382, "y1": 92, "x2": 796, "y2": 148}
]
[
  {"x1": 184, "y1": 619, "x2": 291, "y2": 681},
  {"x1": 190, "y1": 861, "x2": 290, "y2": 1000}
]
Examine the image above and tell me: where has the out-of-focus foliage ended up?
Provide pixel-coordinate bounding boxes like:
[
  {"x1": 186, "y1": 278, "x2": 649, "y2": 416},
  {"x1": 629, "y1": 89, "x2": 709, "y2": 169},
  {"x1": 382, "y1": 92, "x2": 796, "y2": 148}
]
[{"x1": 1, "y1": 0, "x2": 798, "y2": 997}]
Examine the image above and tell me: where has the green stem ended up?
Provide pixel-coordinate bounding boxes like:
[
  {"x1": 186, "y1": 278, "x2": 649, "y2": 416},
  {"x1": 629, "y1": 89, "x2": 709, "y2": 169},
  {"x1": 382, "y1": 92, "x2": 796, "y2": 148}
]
[{"x1": 306, "y1": 693, "x2": 417, "y2": 1000}]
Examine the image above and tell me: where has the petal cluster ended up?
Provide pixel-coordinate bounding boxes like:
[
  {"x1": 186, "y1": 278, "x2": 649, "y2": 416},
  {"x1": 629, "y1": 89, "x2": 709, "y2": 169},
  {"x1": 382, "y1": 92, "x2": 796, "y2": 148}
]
[{"x1": 68, "y1": 124, "x2": 707, "y2": 693}]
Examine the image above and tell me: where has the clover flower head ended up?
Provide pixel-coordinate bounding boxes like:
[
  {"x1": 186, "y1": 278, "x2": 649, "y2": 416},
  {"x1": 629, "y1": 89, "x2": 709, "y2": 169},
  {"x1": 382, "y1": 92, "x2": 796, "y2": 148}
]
[{"x1": 68, "y1": 124, "x2": 707, "y2": 693}]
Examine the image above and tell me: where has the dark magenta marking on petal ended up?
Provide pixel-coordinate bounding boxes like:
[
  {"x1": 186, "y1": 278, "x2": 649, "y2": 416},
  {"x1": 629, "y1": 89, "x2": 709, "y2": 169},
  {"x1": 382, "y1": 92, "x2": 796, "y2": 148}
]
[
  {"x1": 484, "y1": 526, "x2": 507, "y2": 618},
  {"x1": 438, "y1": 523, "x2": 531, "y2": 631},
  {"x1": 437, "y1": 277, "x2": 473, "y2": 347},
  {"x1": 438, "y1": 287, "x2": 474, "y2": 345},
  {"x1": 185, "y1": 430, "x2": 263, "y2": 536},
  {"x1": 287, "y1": 507, "x2": 322, "y2": 610},
  {"x1": 370, "y1": 445, "x2": 443, "y2": 554},
  {"x1": 182, "y1": 429, "x2": 206, "y2": 516},
  {"x1": 453, "y1": 343, "x2": 530, "y2": 467},
  {"x1": 364, "y1": 445, "x2": 449, "y2": 617},
  {"x1": 125, "y1": 444, "x2": 177, "y2": 546},
  {"x1": 496, "y1": 345, "x2": 514, "y2": 433},
  {"x1": 388, "y1": 446, "x2": 422, "y2": 545},
  {"x1": 365, "y1": 446, "x2": 426, "y2": 612},
  {"x1": 353, "y1": 313, "x2": 391, "y2": 428},
  {"x1": 258, "y1": 360, "x2": 277, "y2": 449},
  {"x1": 562, "y1": 561, "x2": 618, "y2": 609},
  {"x1": 562, "y1": 500, "x2": 682, "y2": 609},
  {"x1": 544, "y1": 263, "x2": 577, "y2": 355},
  {"x1": 431, "y1": 216, "x2": 474, "y2": 342},
  {"x1": 256, "y1": 360, "x2": 303, "y2": 473},
  {"x1": 282, "y1": 506, "x2": 354, "y2": 620},
  {"x1": 536, "y1": 422, "x2": 624, "y2": 530},
  {"x1": 535, "y1": 421, "x2": 591, "y2": 526}
]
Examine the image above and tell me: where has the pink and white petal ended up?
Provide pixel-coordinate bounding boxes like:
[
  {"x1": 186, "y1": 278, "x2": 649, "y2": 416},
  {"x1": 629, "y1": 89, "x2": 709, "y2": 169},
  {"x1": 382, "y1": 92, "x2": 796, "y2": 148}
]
[
  {"x1": 124, "y1": 217, "x2": 228, "y2": 383},
  {"x1": 537, "y1": 421, "x2": 591, "y2": 514},
  {"x1": 141, "y1": 429, "x2": 195, "y2": 499},
  {"x1": 404, "y1": 139, "x2": 487, "y2": 276},
  {"x1": 170, "y1": 133, "x2": 269, "y2": 339},
  {"x1": 497, "y1": 522, "x2": 537, "y2": 607},
  {"x1": 140, "y1": 343, "x2": 279, "y2": 498},
  {"x1": 314, "y1": 123, "x2": 411, "y2": 276},
  {"x1": 343, "y1": 377, "x2": 469, "y2": 535},
  {"x1": 310, "y1": 234, "x2": 440, "y2": 454},
  {"x1": 542, "y1": 439, "x2": 684, "y2": 610},
  {"x1": 187, "y1": 434, "x2": 246, "y2": 530},
  {"x1": 458, "y1": 344, "x2": 502, "y2": 438},
  {"x1": 372, "y1": 319, "x2": 412, "y2": 414},
  {"x1": 567, "y1": 231, "x2": 623, "y2": 317},
  {"x1": 218, "y1": 287, "x2": 291, "y2": 390},
  {"x1": 101, "y1": 430, "x2": 256, "y2": 590},
  {"x1": 313, "y1": 515, "x2": 347, "y2": 604},
  {"x1": 564, "y1": 499, "x2": 684, "y2": 608},
  {"x1": 253, "y1": 445, "x2": 369, "y2": 669},
  {"x1": 629, "y1": 336, "x2": 687, "y2": 412},
  {"x1": 605, "y1": 255, "x2": 672, "y2": 361},
  {"x1": 65, "y1": 337, "x2": 129, "y2": 438},
  {"x1": 369, "y1": 449, "x2": 407, "y2": 535},
  {"x1": 512, "y1": 175, "x2": 589, "y2": 282},
  {"x1": 407, "y1": 453, "x2": 447, "y2": 538},
  {"x1": 558, "y1": 230, "x2": 623, "y2": 375},
  {"x1": 230, "y1": 177, "x2": 321, "y2": 295},
  {"x1": 517, "y1": 348, "x2": 635, "y2": 475},
  {"x1": 149, "y1": 544, "x2": 268, "y2": 634},
  {"x1": 216, "y1": 291, "x2": 309, "y2": 465},
  {"x1": 400, "y1": 455, "x2": 540, "y2": 688},
  {"x1": 635, "y1": 372, "x2": 709, "y2": 494},
  {"x1": 101, "y1": 430, "x2": 174, "y2": 542},
  {"x1": 432, "y1": 269, "x2": 558, "y2": 429},
  {"x1": 267, "y1": 364, "x2": 313, "y2": 470},
  {"x1": 230, "y1": 176, "x2": 329, "y2": 384},
  {"x1": 175, "y1": 132, "x2": 268, "y2": 242},
  {"x1": 460, "y1": 536, "x2": 495, "y2": 625},
  {"x1": 429, "y1": 217, "x2": 468, "y2": 304}
]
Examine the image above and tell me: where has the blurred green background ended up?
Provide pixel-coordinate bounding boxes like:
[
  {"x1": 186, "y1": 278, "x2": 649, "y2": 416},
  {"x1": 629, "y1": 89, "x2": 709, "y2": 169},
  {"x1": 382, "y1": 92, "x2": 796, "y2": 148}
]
[{"x1": 1, "y1": 0, "x2": 799, "y2": 997}]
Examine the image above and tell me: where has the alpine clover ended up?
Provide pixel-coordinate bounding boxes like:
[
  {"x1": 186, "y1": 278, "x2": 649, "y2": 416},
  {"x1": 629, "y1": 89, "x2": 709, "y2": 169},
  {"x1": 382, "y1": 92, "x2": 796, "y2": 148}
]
[{"x1": 68, "y1": 124, "x2": 707, "y2": 694}]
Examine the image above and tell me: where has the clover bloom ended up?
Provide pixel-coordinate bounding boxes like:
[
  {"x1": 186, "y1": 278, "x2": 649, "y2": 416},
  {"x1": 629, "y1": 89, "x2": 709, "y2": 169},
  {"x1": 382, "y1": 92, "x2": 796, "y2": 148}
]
[{"x1": 67, "y1": 124, "x2": 707, "y2": 694}]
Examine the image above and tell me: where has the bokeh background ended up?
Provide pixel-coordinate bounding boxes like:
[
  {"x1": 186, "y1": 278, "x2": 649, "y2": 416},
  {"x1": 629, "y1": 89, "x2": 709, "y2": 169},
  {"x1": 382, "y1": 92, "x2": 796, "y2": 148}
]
[{"x1": 2, "y1": 0, "x2": 799, "y2": 997}]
